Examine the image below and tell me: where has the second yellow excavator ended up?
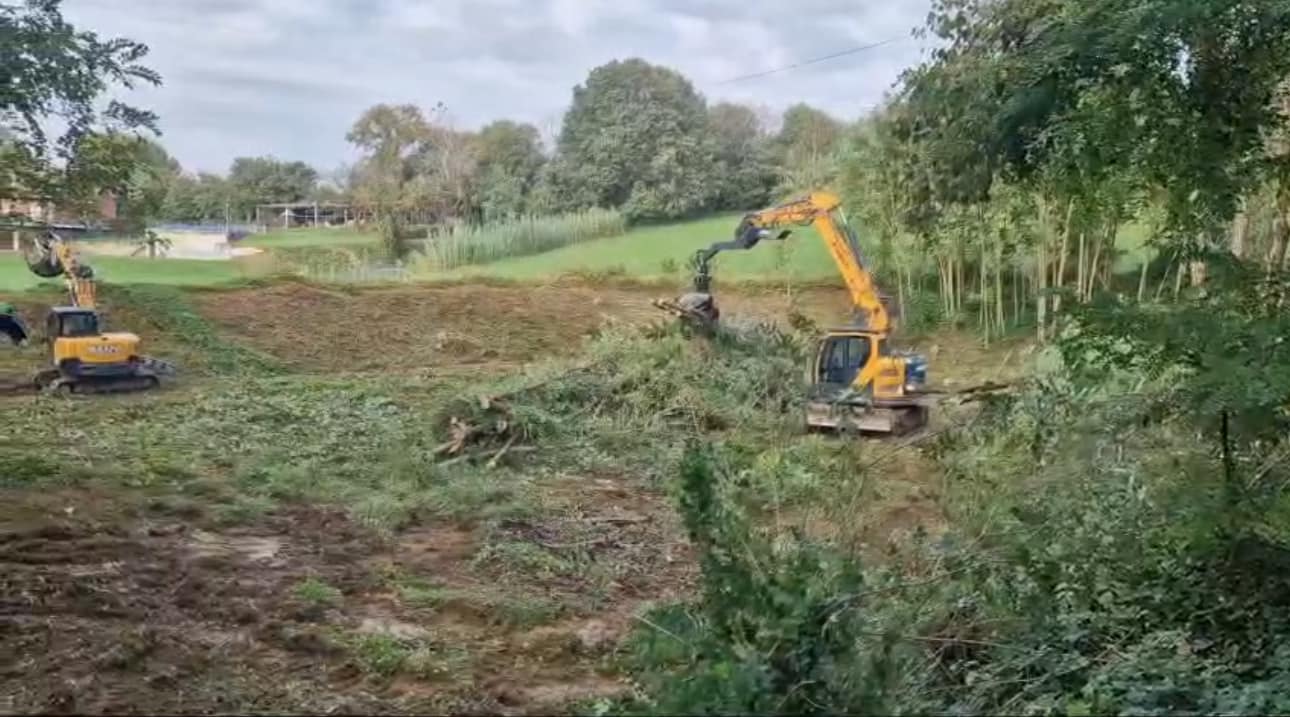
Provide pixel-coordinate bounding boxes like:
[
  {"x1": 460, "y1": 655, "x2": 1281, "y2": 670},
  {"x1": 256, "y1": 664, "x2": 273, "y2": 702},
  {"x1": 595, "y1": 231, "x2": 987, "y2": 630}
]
[
  {"x1": 663, "y1": 191, "x2": 932, "y2": 435},
  {"x1": 23, "y1": 231, "x2": 174, "y2": 394}
]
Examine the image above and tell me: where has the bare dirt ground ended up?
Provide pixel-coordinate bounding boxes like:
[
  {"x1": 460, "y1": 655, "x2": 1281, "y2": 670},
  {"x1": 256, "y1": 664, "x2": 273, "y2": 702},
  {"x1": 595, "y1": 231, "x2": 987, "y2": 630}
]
[
  {"x1": 0, "y1": 474, "x2": 692, "y2": 714},
  {"x1": 0, "y1": 279, "x2": 1023, "y2": 714}
]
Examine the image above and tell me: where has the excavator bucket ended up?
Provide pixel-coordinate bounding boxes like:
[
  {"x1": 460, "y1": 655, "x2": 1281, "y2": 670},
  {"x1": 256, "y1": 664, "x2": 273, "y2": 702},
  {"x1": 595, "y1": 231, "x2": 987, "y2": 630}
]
[{"x1": 24, "y1": 233, "x2": 64, "y2": 278}]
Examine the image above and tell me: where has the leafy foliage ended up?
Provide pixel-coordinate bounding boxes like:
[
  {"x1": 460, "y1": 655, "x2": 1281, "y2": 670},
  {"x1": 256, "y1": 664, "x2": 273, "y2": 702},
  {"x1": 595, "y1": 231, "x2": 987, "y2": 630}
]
[
  {"x1": 226, "y1": 156, "x2": 318, "y2": 219},
  {"x1": 707, "y1": 103, "x2": 778, "y2": 211},
  {"x1": 475, "y1": 120, "x2": 546, "y2": 222},
  {"x1": 625, "y1": 445, "x2": 909, "y2": 715},
  {"x1": 0, "y1": 0, "x2": 160, "y2": 206},
  {"x1": 551, "y1": 59, "x2": 718, "y2": 221}
]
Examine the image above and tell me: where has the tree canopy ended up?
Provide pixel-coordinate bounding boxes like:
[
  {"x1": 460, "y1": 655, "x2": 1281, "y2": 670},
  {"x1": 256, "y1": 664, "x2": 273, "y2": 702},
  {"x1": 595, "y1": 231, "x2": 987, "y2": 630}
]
[
  {"x1": 551, "y1": 58, "x2": 718, "y2": 220},
  {"x1": 1, "y1": 0, "x2": 161, "y2": 211}
]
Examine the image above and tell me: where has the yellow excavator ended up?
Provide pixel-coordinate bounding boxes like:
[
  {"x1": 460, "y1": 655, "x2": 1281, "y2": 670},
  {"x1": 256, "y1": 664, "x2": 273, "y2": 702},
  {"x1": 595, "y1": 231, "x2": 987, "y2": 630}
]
[
  {"x1": 662, "y1": 191, "x2": 932, "y2": 435},
  {"x1": 21, "y1": 231, "x2": 174, "y2": 394}
]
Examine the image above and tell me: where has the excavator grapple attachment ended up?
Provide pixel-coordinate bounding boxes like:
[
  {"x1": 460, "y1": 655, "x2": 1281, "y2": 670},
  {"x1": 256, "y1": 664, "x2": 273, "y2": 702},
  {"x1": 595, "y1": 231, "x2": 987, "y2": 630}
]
[{"x1": 653, "y1": 292, "x2": 720, "y2": 332}]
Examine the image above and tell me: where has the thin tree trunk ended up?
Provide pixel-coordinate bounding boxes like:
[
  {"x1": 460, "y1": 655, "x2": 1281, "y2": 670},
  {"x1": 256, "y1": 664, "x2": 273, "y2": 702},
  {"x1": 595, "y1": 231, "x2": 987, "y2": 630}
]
[
  {"x1": 1053, "y1": 200, "x2": 1074, "y2": 313},
  {"x1": 1099, "y1": 218, "x2": 1120, "y2": 292},
  {"x1": 1013, "y1": 265, "x2": 1020, "y2": 326},
  {"x1": 980, "y1": 255, "x2": 989, "y2": 343},
  {"x1": 1230, "y1": 210, "x2": 1249, "y2": 259},
  {"x1": 995, "y1": 241, "x2": 1005, "y2": 331},
  {"x1": 944, "y1": 255, "x2": 954, "y2": 315},
  {"x1": 1076, "y1": 231, "x2": 1087, "y2": 303},
  {"x1": 897, "y1": 265, "x2": 906, "y2": 329},
  {"x1": 1155, "y1": 253, "x2": 1176, "y2": 302},
  {"x1": 956, "y1": 252, "x2": 964, "y2": 316},
  {"x1": 1037, "y1": 228, "x2": 1048, "y2": 342},
  {"x1": 1137, "y1": 248, "x2": 1150, "y2": 303},
  {"x1": 1268, "y1": 214, "x2": 1288, "y2": 271},
  {"x1": 1086, "y1": 235, "x2": 1104, "y2": 301}
]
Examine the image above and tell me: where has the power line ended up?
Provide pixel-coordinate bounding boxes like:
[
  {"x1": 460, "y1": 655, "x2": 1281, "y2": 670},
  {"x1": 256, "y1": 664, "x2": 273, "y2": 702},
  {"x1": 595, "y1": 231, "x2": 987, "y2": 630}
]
[{"x1": 714, "y1": 37, "x2": 903, "y2": 86}]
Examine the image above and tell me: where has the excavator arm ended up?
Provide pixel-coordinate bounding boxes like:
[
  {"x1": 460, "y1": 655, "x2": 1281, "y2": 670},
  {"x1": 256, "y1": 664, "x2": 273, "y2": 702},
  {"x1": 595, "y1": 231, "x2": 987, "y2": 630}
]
[
  {"x1": 660, "y1": 191, "x2": 940, "y2": 435},
  {"x1": 26, "y1": 232, "x2": 97, "y2": 309},
  {"x1": 682, "y1": 192, "x2": 889, "y2": 331}
]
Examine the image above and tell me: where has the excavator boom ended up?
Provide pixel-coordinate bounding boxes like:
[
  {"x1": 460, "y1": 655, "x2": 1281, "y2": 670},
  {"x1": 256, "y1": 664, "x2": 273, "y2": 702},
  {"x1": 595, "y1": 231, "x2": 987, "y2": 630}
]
[
  {"x1": 683, "y1": 192, "x2": 889, "y2": 331},
  {"x1": 667, "y1": 192, "x2": 930, "y2": 435},
  {"x1": 26, "y1": 232, "x2": 96, "y2": 309}
]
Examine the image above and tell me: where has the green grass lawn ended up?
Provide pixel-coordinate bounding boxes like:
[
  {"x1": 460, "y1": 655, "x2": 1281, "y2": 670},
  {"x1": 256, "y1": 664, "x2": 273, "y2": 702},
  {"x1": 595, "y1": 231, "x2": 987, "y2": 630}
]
[
  {"x1": 445, "y1": 214, "x2": 839, "y2": 282},
  {"x1": 0, "y1": 214, "x2": 1159, "y2": 293},
  {"x1": 449, "y1": 213, "x2": 1158, "y2": 283},
  {"x1": 243, "y1": 227, "x2": 378, "y2": 249},
  {"x1": 0, "y1": 253, "x2": 246, "y2": 291}
]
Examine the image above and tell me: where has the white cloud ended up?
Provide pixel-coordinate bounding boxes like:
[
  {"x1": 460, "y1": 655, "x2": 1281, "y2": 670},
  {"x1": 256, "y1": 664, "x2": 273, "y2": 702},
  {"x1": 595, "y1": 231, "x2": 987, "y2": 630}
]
[{"x1": 60, "y1": 0, "x2": 933, "y2": 173}]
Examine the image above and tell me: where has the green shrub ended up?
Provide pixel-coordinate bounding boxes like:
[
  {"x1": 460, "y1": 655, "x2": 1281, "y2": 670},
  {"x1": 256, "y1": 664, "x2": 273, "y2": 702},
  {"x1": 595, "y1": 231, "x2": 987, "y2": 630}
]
[{"x1": 293, "y1": 577, "x2": 342, "y2": 607}]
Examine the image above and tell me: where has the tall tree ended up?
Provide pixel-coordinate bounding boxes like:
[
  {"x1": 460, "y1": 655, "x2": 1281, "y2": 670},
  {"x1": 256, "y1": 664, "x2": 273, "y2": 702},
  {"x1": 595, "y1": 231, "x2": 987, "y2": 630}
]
[
  {"x1": 1, "y1": 0, "x2": 161, "y2": 211},
  {"x1": 161, "y1": 172, "x2": 231, "y2": 223},
  {"x1": 474, "y1": 120, "x2": 546, "y2": 221},
  {"x1": 408, "y1": 108, "x2": 480, "y2": 223},
  {"x1": 347, "y1": 103, "x2": 430, "y2": 257},
  {"x1": 708, "y1": 102, "x2": 777, "y2": 210},
  {"x1": 117, "y1": 138, "x2": 180, "y2": 233},
  {"x1": 226, "y1": 156, "x2": 318, "y2": 220},
  {"x1": 904, "y1": 0, "x2": 1290, "y2": 247},
  {"x1": 776, "y1": 103, "x2": 844, "y2": 193},
  {"x1": 553, "y1": 58, "x2": 717, "y2": 220}
]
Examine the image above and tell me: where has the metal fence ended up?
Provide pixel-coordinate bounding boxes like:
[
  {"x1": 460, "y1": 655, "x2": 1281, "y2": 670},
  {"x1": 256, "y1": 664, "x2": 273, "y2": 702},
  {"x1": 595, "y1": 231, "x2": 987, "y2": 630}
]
[{"x1": 151, "y1": 223, "x2": 257, "y2": 235}]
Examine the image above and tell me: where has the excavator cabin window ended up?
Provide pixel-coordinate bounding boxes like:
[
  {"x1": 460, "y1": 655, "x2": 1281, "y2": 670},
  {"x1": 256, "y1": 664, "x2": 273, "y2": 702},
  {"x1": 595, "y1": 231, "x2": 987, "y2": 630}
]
[
  {"x1": 817, "y1": 334, "x2": 871, "y2": 387},
  {"x1": 47, "y1": 310, "x2": 99, "y2": 339}
]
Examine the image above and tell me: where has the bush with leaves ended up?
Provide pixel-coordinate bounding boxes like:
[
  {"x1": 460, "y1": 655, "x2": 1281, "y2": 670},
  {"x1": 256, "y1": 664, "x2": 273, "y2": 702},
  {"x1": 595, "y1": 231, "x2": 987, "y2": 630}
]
[
  {"x1": 917, "y1": 266, "x2": 1290, "y2": 713},
  {"x1": 622, "y1": 445, "x2": 930, "y2": 715}
]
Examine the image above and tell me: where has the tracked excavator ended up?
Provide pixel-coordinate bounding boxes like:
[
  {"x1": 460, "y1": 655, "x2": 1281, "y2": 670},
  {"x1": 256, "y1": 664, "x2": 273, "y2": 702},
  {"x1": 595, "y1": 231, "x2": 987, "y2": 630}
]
[
  {"x1": 20, "y1": 231, "x2": 174, "y2": 394},
  {"x1": 658, "y1": 191, "x2": 933, "y2": 435}
]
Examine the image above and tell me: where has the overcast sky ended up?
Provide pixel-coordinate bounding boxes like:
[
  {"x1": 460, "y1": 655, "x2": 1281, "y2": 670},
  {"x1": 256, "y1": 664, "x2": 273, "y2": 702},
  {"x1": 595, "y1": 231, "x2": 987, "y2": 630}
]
[{"x1": 63, "y1": 0, "x2": 933, "y2": 175}]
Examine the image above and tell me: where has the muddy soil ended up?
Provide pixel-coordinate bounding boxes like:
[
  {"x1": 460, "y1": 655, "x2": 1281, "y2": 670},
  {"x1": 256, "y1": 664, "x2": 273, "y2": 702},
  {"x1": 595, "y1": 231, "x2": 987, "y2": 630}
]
[{"x1": 0, "y1": 472, "x2": 692, "y2": 715}]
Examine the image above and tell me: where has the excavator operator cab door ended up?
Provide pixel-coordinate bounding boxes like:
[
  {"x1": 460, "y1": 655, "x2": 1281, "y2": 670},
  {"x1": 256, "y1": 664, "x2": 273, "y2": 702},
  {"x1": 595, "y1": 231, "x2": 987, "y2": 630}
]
[
  {"x1": 813, "y1": 332, "x2": 875, "y2": 396},
  {"x1": 46, "y1": 309, "x2": 100, "y2": 342}
]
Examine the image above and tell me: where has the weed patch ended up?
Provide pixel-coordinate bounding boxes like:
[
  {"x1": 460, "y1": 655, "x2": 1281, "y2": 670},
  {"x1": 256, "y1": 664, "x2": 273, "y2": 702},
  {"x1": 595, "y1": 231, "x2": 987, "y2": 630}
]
[{"x1": 293, "y1": 577, "x2": 343, "y2": 608}]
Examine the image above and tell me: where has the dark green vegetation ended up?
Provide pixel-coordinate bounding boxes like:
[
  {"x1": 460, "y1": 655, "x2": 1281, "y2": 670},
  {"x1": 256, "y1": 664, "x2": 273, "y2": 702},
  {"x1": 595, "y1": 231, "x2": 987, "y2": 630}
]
[
  {"x1": 598, "y1": 1, "x2": 1290, "y2": 714},
  {"x1": 608, "y1": 267, "x2": 1290, "y2": 715},
  {"x1": 0, "y1": 0, "x2": 160, "y2": 214}
]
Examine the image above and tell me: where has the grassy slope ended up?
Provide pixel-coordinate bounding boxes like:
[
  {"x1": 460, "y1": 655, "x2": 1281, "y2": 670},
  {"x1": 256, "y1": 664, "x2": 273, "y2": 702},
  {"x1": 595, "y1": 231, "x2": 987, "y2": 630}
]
[
  {"x1": 243, "y1": 226, "x2": 378, "y2": 249},
  {"x1": 0, "y1": 215, "x2": 1158, "y2": 292},
  {"x1": 0, "y1": 253, "x2": 248, "y2": 291},
  {"x1": 448, "y1": 214, "x2": 838, "y2": 282},
  {"x1": 453, "y1": 214, "x2": 1155, "y2": 282}
]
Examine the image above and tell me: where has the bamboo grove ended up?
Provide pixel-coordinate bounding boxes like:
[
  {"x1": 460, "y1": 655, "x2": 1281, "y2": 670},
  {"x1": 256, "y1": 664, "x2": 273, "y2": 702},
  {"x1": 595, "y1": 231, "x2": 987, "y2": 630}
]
[{"x1": 830, "y1": 0, "x2": 1290, "y2": 342}]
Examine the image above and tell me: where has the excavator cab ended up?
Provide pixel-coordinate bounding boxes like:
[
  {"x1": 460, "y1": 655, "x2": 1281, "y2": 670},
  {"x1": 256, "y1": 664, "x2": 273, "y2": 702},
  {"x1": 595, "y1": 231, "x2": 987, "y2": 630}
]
[
  {"x1": 815, "y1": 332, "x2": 874, "y2": 388},
  {"x1": 806, "y1": 329, "x2": 930, "y2": 434},
  {"x1": 46, "y1": 308, "x2": 102, "y2": 339}
]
